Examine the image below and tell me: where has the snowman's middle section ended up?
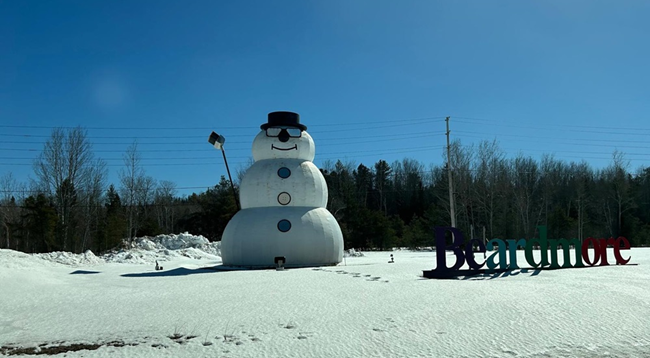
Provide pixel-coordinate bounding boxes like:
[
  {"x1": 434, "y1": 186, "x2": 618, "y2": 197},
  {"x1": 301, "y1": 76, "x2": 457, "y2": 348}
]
[{"x1": 240, "y1": 158, "x2": 327, "y2": 209}]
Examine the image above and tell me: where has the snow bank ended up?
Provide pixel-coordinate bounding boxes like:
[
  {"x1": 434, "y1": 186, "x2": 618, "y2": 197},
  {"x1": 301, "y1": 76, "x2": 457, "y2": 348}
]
[
  {"x1": 36, "y1": 250, "x2": 103, "y2": 266},
  {"x1": 104, "y1": 232, "x2": 221, "y2": 264},
  {"x1": 344, "y1": 248, "x2": 364, "y2": 257},
  {"x1": 99, "y1": 232, "x2": 220, "y2": 263},
  {"x1": 2, "y1": 232, "x2": 221, "y2": 267},
  {"x1": 147, "y1": 232, "x2": 210, "y2": 250}
]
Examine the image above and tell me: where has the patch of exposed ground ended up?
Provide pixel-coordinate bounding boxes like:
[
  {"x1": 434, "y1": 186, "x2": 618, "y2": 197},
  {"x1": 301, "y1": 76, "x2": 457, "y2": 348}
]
[{"x1": 0, "y1": 340, "x2": 136, "y2": 356}]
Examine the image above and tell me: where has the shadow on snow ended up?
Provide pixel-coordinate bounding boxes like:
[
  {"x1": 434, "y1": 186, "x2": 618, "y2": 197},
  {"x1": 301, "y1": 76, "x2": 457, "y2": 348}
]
[
  {"x1": 120, "y1": 265, "x2": 253, "y2": 278},
  {"x1": 70, "y1": 270, "x2": 101, "y2": 275}
]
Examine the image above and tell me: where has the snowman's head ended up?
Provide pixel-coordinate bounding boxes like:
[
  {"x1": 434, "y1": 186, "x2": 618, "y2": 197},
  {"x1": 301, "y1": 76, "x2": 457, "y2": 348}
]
[
  {"x1": 252, "y1": 111, "x2": 315, "y2": 161},
  {"x1": 252, "y1": 128, "x2": 315, "y2": 161}
]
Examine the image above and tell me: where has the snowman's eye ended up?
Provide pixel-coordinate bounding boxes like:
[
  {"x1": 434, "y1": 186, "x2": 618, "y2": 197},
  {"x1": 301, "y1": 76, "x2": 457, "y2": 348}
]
[
  {"x1": 285, "y1": 128, "x2": 302, "y2": 137},
  {"x1": 266, "y1": 127, "x2": 302, "y2": 138},
  {"x1": 266, "y1": 128, "x2": 282, "y2": 136}
]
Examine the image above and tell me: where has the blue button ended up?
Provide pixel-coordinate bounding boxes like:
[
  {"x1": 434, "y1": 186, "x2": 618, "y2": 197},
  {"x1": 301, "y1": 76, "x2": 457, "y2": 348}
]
[
  {"x1": 277, "y1": 167, "x2": 291, "y2": 179},
  {"x1": 277, "y1": 219, "x2": 291, "y2": 232}
]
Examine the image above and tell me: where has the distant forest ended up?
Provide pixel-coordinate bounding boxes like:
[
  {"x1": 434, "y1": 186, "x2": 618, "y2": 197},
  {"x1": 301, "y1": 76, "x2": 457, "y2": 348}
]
[{"x1": 1, "y1": 127, "x2": 649, "y2": 254}]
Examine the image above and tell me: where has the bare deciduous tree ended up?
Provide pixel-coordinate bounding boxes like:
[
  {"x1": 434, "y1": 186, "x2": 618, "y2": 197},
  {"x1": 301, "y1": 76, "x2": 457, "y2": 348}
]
[
  {"x1": 449, "y1": 140, "x2": 474, "y2": 234},
  {"x1": 510, "y1": 154, "x2": 543, "y2": 238},
  {"x1": 120, "y1": 141, "x2": 144, "y2": 243},
  {"x1": 569, "y1": 161, "x2": 593, "y2": 241},
  {"x1": 0, "y1": 173, "x2": 24, "y2": 249},
  {"x1": 604, "y1": 150, "x2": 634, "y2": 236},
  {"x1": 137, "y1": 175, "x2": 157, "y2": 222},
  {"x1": 473, "y1": 139, "x2": 506, "y2": 239},
  {"x1": 79, "y1": 160, "x2": 107, "y2": 252},
  {"x1": 33, "y1": 127, "x2": 99, "y2": 251},
  {"x1": 154, "y1": 180, "x2": 177, "y2": 232}
]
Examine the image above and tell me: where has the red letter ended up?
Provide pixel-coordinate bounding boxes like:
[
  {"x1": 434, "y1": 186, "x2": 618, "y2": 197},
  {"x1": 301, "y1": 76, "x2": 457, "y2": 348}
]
[
  {"x1": 582, "y1": 237, "x2": 600, "y2": 266},
  {"x1": 597, "y1": 238, "x2": 612, "y2": 266},
  {"x1": 614, "y1": 236, "x2": 631, "y2": 265}
]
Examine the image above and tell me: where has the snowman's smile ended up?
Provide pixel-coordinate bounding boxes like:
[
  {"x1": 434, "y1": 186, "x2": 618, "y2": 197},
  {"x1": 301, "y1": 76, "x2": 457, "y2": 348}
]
[{"x1": 271, "y1": 144, "x2": 297, "y2": 151}]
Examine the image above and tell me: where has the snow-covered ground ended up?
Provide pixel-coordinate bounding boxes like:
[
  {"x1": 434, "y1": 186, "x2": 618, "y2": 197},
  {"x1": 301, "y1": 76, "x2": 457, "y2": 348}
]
[{"x1": 1, "y1": 234, "x2": 649, "y2": 357}]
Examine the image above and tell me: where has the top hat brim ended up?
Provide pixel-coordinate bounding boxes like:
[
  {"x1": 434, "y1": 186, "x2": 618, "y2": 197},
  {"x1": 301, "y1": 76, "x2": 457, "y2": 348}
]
[{"x1": 261, "y1": 111, "x2": 307, "y2": 131}]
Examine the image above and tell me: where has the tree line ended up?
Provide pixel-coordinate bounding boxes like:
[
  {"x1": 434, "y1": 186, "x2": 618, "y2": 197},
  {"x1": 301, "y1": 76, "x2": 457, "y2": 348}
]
[
  {"x1": 322, "y1": 141, "x2": 650, "y2": 249},
  {"x1": 1, "y1": 128, "x2": 649, "y2": 254}
]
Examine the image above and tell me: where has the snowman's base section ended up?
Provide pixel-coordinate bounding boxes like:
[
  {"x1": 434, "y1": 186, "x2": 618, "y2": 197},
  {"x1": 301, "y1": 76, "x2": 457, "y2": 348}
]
[
  {"x1": 220, "y1": 207, "x2": 344, "y2": 268},
  {"x1": 206, "y1": 262, "x2": 340, "y2": 271}
]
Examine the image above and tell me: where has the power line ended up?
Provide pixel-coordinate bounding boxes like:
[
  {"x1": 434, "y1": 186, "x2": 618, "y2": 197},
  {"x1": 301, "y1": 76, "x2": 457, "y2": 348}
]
[
  {"x1": 0, "y1": 122, "x2": 447, "y2": 140},
  {"x1": 454, "y1": 117, "x2": 650, "y2": 136},
  {"x1": 0, "y1": 116, "x2": 447, "y2": 130},
  {"x1": 3, "y1": 113, "x2": 650, "y2": 197},
  {"x1": 0, "y1": 150, "x2": 449, "y2": 168},
  {"x1": 3, "y1": 153, "x2": 650, "y2": 169},
  {"x1": 0, "y1": 134, "x2": 209, "y2": 139},
  {"x1": 0, "y1": 132, "x2": 448, "y2": 157},
  {"x1": 455, "y1": 130, "x2": 650, "y2": 146},
  {"x1": 0, "y1": 130, "x2": 447, "y2": 146},
  {"x1": 454, "y1": 116, "x2": 650, "y2": 132}
]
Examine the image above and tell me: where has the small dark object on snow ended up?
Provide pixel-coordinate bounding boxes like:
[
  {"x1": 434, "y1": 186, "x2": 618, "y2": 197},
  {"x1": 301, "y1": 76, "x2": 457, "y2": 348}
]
[
  {"x1": 388, "y1": 254, "x2": 394, "y2": 263},
  {"x1": 155, "y1": 260, "x2": 163, "y2": 271}
]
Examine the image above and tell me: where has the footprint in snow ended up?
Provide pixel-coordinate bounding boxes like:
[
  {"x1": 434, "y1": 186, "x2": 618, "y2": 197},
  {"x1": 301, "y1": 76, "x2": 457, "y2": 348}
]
[{"x1": 297, "y1": 332, "x2": 314, "y2": 340}]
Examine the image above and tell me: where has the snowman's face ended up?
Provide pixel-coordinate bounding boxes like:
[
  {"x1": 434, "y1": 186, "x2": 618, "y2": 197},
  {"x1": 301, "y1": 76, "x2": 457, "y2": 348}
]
[{"x1": 252, "y1": 128, "x2": 315, "y2": 161}]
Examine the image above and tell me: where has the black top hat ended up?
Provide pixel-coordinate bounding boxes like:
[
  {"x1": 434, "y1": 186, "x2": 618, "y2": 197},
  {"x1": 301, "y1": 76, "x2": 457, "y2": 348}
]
[{"x1": 261, "y1": 111, "x2": 307, "y2": 131}]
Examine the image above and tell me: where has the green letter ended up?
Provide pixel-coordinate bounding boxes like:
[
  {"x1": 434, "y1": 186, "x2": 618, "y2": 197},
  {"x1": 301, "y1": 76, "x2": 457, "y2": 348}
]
[
  {"x1": 548, "y1": 238, "x2": 583, "y2": 268},
  {"x1": 506, "y1": 239, "x2": 527, "y2": 269},
  {"x1": 525, "y1": 226, "x2": 549, "y2": 268},
  {"x1": 486, "y1": 239, "x2": 507, "y2": 270}
]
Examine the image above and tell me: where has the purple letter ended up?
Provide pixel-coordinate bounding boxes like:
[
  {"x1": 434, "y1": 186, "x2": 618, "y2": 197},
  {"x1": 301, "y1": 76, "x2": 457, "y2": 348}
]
[{"x1": 435, "y1": 227, "x2": 465, "y2": 271}]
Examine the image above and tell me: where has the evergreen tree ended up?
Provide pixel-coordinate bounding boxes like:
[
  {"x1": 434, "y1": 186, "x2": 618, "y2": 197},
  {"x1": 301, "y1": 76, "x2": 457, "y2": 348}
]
[
  {"x1": 99, "y1": 184, "x2": 127, "y2": 252},
  {"x1": 21, "y1": 194, "x2": 57, "y2": 252},
  {"x1": 178, "y1": 176, "x2": 237, "y2": 241}
]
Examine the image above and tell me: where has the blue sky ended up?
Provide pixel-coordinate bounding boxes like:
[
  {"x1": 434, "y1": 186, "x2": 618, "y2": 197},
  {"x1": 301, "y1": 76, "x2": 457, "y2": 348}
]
[{"x1": 2, "y1": 1, "x2": 649, "y2": 196}]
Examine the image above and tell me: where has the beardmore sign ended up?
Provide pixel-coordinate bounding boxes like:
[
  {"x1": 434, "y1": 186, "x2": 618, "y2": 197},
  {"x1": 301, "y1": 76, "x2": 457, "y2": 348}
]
[{"x1": 423, "y1": 226, "x2": 633, "y2": 279}]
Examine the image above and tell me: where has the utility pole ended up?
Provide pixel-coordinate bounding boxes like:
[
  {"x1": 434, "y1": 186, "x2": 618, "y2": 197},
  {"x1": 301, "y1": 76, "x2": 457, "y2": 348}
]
[{"x1": 445, "y1": 116, "x2": 456, "y2": 228}]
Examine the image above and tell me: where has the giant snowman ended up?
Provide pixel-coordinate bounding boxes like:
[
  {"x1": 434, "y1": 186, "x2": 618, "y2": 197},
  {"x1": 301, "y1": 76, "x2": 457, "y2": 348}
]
[{"x1": 220, "y1": 111, "x2": 344, "y2": 268}]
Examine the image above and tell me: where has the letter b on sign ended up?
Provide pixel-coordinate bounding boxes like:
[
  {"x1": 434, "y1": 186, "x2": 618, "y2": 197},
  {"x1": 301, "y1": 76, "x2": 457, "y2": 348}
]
[{"x1": 435, "y1": 227, "x2": 465, "y2": 270}]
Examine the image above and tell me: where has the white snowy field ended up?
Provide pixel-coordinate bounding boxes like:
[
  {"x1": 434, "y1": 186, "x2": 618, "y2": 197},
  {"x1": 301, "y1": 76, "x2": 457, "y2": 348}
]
[{"x1": 1, "y1": 234, "x2": 649, "y2": 358}]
